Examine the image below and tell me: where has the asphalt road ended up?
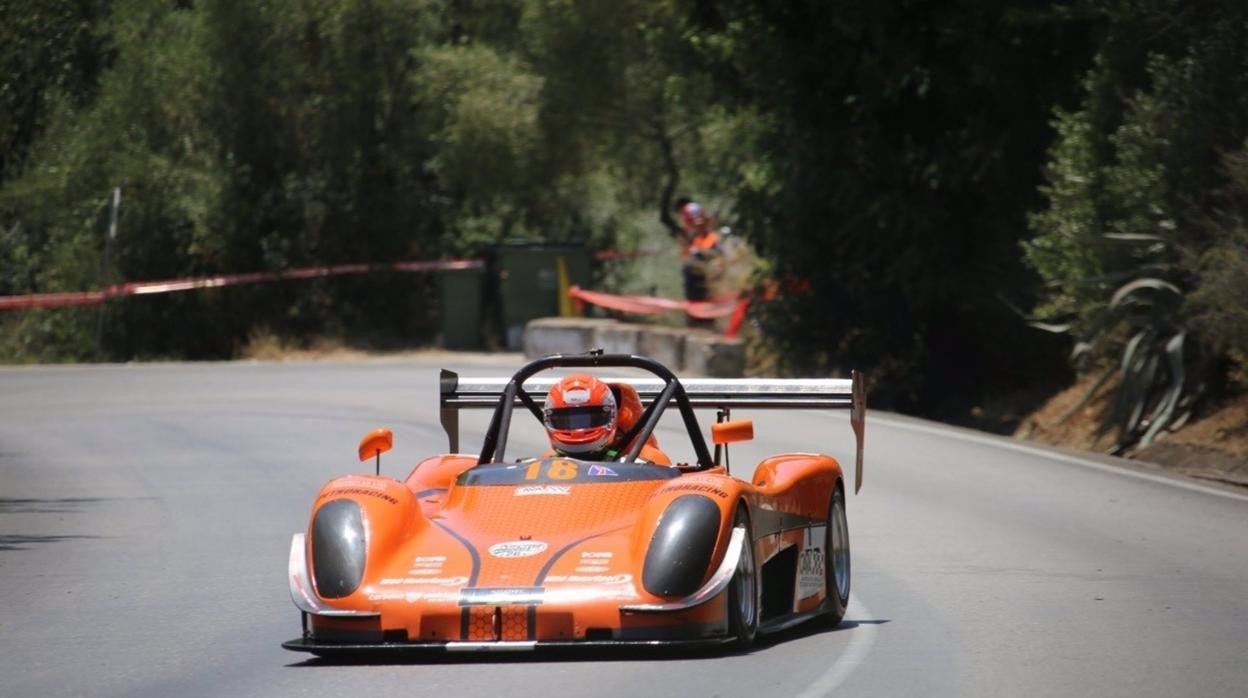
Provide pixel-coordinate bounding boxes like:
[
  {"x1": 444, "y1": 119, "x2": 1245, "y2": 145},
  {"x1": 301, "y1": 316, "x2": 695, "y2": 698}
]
[{"x1": 2, "y1": 356, "x2": 1247, "y2": 698}]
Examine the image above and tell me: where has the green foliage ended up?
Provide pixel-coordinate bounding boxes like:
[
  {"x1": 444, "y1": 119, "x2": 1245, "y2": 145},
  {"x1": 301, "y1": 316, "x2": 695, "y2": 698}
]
[
  {"x1": 1024, "y1": 0, "x2": 1248, "y2": 448},
  {"x1": 522, "y1": 0, "x2": 729, "y2": 221},
  {"x1": 1, "y1": 0, "x2": 738, "y2": 360},
  {"x1": 1189, "y1": 241, "x2": 1248, "y2": 360},
  {"x1": 0, "y1": 0, "x2": 1241, "y2": 445},
  {"x1": 0, "y1": 0, "x2": 110, "y2": 181},
  {"x1": 1189, "y1": 148, "x2": 1248, "y2": 363},
  {"x1": 414, "y1": 43, "x2": 544, "y2": 251},
  {"x1": 688, "y1": 0, "x2": 1094, "y2": 411},
  {"x1": 1, "y1": 0, "x2": 225, "y2": 359}
]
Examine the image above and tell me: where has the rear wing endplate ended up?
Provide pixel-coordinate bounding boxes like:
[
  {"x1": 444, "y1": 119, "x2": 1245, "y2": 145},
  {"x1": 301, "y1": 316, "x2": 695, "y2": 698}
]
[{"x1": 439, "y1": 371, "x2": 867, "y2": 493}]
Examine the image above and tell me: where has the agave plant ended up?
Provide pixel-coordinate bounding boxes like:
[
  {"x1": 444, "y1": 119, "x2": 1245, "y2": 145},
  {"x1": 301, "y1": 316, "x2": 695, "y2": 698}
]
[
  {"x1": 1095, "y1": 278, "x2": 1197, "y2": 448},
  {"x1": 1034, "y1": 258, "x2": 1202, "y2": 453}
]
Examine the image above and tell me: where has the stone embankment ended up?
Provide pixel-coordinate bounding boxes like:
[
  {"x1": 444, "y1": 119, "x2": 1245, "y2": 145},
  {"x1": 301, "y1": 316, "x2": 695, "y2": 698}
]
[{"x1": 523, "y1": 317, "x2": 744, "y2": 377}]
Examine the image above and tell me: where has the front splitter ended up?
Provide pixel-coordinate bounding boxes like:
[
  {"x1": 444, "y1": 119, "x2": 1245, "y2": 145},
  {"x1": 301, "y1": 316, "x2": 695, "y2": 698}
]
[{"x1": 282, "y1": 635, "x2": 736, "y2": 656}]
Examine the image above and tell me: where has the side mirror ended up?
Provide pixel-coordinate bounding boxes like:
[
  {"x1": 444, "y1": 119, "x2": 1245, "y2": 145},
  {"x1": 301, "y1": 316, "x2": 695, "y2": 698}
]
[
  {"x1": 711, "y1": 419, "x2": 754, "y2": 445},
  {"x1": 358, "y1": 427, "x2": 394, "y2": 463}
]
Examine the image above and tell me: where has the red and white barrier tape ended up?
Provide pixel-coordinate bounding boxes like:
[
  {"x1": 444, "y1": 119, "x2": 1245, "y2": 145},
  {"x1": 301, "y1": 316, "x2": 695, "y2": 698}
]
[
  {"x1": 0, "y1": 259, "x2": 485, "y2": 311},
  {"x1": 567, "y1": 286, "x2": 750, "y2": 338},
  {"x1": 593, "y1": 249, "x2": 661, "y2": 261}
]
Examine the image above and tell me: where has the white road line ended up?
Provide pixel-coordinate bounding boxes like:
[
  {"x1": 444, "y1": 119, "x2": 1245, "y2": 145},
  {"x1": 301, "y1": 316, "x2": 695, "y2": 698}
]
[
  {"x1": 795, "y1": 595, "x2": 878, "y2": 698},
  {"x1": 869, "y1": 413, "x2": 1248, "y2": 504}
]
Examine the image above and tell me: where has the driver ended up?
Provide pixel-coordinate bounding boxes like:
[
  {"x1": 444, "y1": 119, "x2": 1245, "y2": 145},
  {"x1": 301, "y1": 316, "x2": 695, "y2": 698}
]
[
  {"x1": 543, "y1": 374, "x2": 618, "y2": 459},
  {"x1": 543, "y1": 374, "x2": 670, "y2": 464}
]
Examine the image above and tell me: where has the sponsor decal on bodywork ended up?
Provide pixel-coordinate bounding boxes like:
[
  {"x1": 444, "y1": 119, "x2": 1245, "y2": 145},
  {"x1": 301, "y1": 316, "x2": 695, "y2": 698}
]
[
  {"x1": 458, "y1": 460, "x2": 678, "y2": 486},
  {"x1": 317, "y1": 487, "x2": 399, "y2": 504},
  {"x1": 379, "y1": 576, "x2": 470, "y2": 586},
  {"x1": 797, "y1": 525, "x2": 827, "y2": 599},
  {"x1": 317, "y1": 476, "x2": 400, "y2": 504},
  {"x1": 666, "y1": 483, "x2": 729, "y2": 499},
  {"x1": 575, "y1": 550, "x2": 613, "y2": 573},
  {"x1": 458, "y1": 587, "x2": 546, "y2": 606},
  {"x1": 514, "y1": 485, "x2": 571, "y2": 496},
  {"x1": 489, "y1": 540, "x2": 549, "y2": 558},
  {"x1": 366, "y1": 589, "x2": 459, "y2": 603},
  {"x1": 543, "y1": 574, "x2": 632, "y2": 584},
  {"x1": 406, "y1": 554, "x2": 449, "y2": 576}
]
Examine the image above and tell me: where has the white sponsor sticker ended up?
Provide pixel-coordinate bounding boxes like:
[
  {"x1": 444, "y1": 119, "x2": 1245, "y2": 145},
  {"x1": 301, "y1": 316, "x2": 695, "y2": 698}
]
[
  {"x1": 544, "y1": 574, "x2": 632, "y2": 584},
  {"x1": 379, "y1": 575, "x2": 469, "y2": 586},
  {"x1": 489, "y1": 540, "x2": 549, "y2": 558},
  {"x1": 409, "y1": 555, "x2": 446, "y2": 573},
  {"x1": 410, "y1": 591, "x2": 458, "y2": 603},
  {"x1": 367, "y1": 590, "x2": 458, "y2": 603},
  {"x1": 797, "y1": 525, "x2": 827, "y2": 599},
  {"x1": 514, "y1": 485, "x2": 572, "y2": 497},
  {"x1": 580, "y1": 551, "x2": 613, "y2": 559},
  {"x1": 575, "y1": 566, "x2": 609, "y2": 573},
  {"x1": 366, "y1": 591, "x2": 406, "y2": 601}
]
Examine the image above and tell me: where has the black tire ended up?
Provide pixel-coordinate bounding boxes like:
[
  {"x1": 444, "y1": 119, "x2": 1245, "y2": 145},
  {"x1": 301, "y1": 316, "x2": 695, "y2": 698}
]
[
  {"x1": 727, "y1": 505, "x2": 759, "y2": 647},
  {"x1": 822, "y1": 483, "x2": 851, "y2": 625}
]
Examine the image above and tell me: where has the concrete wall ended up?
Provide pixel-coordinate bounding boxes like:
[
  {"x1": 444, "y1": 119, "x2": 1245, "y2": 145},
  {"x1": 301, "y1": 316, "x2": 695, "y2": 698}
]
[{"x1": 523, "y1": 317, "x2": 745, "y2": 377}]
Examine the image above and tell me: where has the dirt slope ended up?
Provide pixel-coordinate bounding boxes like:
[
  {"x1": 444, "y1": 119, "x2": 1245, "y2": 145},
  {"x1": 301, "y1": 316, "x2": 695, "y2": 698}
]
[{"x1": 1017, "y1": 373, "x2": 1248, "y2": 488}]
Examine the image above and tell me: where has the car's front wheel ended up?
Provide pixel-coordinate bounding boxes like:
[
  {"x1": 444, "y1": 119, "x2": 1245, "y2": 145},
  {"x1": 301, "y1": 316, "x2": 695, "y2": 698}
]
[
  {"x1": 727, "y1": 505, "x2": 759, "y2": 647},
  {"x1": 822, "y1": 483, "x2": 851, "y2": 625}
]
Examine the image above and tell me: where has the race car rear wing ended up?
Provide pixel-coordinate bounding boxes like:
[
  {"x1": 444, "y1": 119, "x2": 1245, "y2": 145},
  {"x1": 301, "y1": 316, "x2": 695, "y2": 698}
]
[{"x1": 438, "y1": 367, "x2": 867, "y2": 493}]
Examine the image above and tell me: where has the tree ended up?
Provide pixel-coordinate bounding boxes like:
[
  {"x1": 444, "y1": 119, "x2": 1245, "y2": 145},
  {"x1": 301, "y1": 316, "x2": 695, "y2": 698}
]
[
  {"x1": 1024, "y1": 0, "x2": 1248, "y2": 448},
  {"x1": 691, "y1": 0, "x2": 1094, "y2": 415}
]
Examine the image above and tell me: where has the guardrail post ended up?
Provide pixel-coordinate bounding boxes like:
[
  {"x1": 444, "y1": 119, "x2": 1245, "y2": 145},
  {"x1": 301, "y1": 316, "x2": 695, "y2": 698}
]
[{"x1": 96, "y1": 186, "x2": 121, "y2": 358}]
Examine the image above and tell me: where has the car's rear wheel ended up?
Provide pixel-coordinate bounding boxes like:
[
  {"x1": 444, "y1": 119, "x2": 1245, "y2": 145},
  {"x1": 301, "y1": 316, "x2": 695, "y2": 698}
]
[
  {"x1": 727, "y1": 505, "x2": 759, "y2": 647},
  {"x1": 822, "y1": 483, "x2": 851, "y2": 625}
]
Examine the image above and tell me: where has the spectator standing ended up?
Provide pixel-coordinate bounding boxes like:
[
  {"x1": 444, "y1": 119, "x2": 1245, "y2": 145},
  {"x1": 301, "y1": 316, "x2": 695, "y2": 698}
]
[{"x1": 673, "y1": 198, "x2": 722, "y2": 328}]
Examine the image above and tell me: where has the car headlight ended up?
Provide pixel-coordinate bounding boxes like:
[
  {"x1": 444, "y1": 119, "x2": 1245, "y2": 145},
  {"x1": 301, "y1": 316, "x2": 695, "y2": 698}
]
[
  {"x1": 642, "y1": 495, "x2": 721, "y2": 597},
  {"x1": 311, "y1": 499, "x2": 367, "y2": 598}
]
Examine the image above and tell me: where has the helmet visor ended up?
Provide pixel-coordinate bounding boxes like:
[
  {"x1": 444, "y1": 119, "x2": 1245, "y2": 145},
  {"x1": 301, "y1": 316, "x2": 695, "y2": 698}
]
[{"x1": 546, "y1": 405, "x2": 614, "y2": 431}]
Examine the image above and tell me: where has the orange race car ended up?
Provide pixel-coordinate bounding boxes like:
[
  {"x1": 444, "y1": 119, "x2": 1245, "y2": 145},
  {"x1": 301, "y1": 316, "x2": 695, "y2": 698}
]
[{"x1": 283, "y1": 353, "x2": 866, "y2": 655}]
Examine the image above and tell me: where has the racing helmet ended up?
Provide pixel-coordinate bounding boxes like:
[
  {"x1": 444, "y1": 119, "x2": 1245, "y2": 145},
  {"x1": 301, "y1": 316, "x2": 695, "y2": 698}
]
[
  {"x1": 543, "y1": 374, "x2": 618, "y2": 457},
  {"x1": 680, "y1": 201, "x2": 706, "y2": 231}
]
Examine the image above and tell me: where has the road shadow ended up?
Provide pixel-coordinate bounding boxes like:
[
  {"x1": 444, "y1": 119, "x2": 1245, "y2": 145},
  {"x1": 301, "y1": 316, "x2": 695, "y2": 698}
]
[
  {"x1": 0, "y1": 496, "x2": 157, "y2": 514},
  {"x1": 754, "y1": 617, "x2": 891, "y2": 649},
  {"x1": 284, "y1": 617, "x2": 891, "y2": 668},
  {"x1": 0, "y1": 534, "x2": 101, "y2": 551},
  {"x1": 0, "y1": 497, "x2": 110, "y2": 514}
]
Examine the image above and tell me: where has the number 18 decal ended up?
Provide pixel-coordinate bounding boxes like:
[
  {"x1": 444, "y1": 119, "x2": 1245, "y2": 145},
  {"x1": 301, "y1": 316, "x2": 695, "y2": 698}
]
[{"x1": 525, "y1": 459, "x2": 579, "y2": 481}]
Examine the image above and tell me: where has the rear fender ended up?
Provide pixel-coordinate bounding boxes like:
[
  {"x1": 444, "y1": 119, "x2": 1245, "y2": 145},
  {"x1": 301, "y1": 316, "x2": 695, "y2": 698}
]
[{"x1": 751, "y1": 454, "x2": 840, "y2": 503}]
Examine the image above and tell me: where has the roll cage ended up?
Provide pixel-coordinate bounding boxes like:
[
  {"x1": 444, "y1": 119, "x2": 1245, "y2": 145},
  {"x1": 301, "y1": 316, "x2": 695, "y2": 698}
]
[{"x1": 439, "y1": 353, "x2": 867, "y2": 487}]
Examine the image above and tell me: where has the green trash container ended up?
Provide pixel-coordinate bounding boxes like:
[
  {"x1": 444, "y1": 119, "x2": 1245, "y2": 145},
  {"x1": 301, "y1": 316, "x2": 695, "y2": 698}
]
[
  {"x1": 440, "y1": 266, "x2": 484, "y2": 350},
  {"x1": 492, "y1": 242, "x2": 592, "y2": 350}
]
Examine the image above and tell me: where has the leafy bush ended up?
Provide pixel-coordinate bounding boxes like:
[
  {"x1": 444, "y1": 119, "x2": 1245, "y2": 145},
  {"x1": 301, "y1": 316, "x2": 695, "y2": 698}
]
[
  {"x1": 1024, "y1": 2, "x2": 1248, "y2": 450},
  {"x1": 1189, "y1": 149, "x2": 1248, "y2": 367}
]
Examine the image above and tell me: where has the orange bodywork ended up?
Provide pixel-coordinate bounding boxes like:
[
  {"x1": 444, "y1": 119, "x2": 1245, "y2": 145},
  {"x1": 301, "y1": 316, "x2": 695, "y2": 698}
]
[
  {"x1": 711, "y1": 419, "x2": 754, "y2": 445},
  {"x1": 285, "y1": 354, "x2": 865, "y2": 654},
  {"x1": 357, "y1": 428, "x2": 393, "y2": 462},
  {"x1": 295, "y1": 451, "x2": 842, "y2": 646}
]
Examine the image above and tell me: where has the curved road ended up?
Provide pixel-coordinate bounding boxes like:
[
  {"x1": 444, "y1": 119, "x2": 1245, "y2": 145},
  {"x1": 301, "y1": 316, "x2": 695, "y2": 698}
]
[{"x1": 2, "y1": 356, "x2": 1246, "y2": 697}]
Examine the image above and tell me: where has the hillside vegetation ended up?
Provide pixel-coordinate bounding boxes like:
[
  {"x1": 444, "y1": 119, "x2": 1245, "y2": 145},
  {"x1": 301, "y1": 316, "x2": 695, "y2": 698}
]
[{"x1": 2, "y1": 1, "x2": 1245, "y2": 451}]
